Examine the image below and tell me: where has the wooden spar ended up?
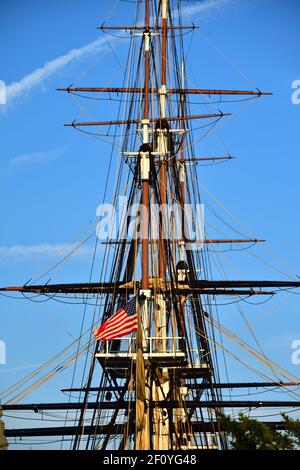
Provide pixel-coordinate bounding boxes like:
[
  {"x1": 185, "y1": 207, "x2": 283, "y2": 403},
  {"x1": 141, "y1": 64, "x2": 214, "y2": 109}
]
[
  {"x1": 185, "y1": 238, "x2": 266, "y2": 244},
  {"x1": 189, "y1": 381, "x2": 300, "y2": 389},
  {"x1": 185, "y1": 156, "x2": 234, "y2": 162},
  {"x1": 62, "y1": 381, "x2": 300, "y2": 393},
  {"x1": 188, "y1": 289, "x2": 275, "y2": 296},
  {"x1": 64, "y1": 112, "x2": 230, "y2": 127},
  {"x1": 4, "y1": 400, "x2": 300, "y2": 411},
  {"x1": 0, "y1": 284, "x2": 276, "y2": 295},
  {"x1": 192, "y1": 280, "x2": 300, "y2": 288},
  {"x1": 57, "y1": 86, "x2": 272, "y2": 96},
  {"x1": 121, "y1": 155, "x2": 234, "y2": 161},
  {"x1": 4, "y1": 421, "x2": 291, "y2": 438},
  {"x1": 97, "y1": 25, "x2": 197, "y2": 31},
  {"x1": 98, "y1": 239, "x2": 266, "y2": 245},
  {"x1": 2, "y1": 279, "x2": 300, "y2": 293}
]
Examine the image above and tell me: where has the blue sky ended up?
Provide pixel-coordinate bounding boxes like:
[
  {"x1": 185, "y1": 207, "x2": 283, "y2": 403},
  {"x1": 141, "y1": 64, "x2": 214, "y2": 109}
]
[{"x1": 1, "y1": 0, "x2": 300, "y2": 449}]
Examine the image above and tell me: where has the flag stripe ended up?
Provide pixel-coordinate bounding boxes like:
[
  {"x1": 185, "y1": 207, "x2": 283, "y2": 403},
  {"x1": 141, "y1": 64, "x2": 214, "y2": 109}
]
[
  {"x1": 97, "y1": 327, "x2": 137, "y2": 341},
  {"x1": 104, "y1": 310, "x2": 126, "y2": 326},
  {"x1": 96, "y1": 325, "x2": 137, "y2": 340},
  {"x1": 98, "y1": 314, "x2": 136, "y2": 336},
  {"x1": 107, "y1": 309, "x2": 126, "y2": 321},
  {"x1": 104, "y1": 311, "x2": 127, "y2": 328},
  {"x1": 97, "y1": 325, "x2": 137, "y2": 341},
  {"x1": 92, "y1": 310, "x2": 126, "y2": 336},
  {"x1": 100, "y1": 320, "x2": 137, "y2": 335},
  {"x1": 93, "y1": 297, "x2": 137, "y2": 341},
  {"x1": 96, "y1": 318, "x2": 137, "y2": 339}
]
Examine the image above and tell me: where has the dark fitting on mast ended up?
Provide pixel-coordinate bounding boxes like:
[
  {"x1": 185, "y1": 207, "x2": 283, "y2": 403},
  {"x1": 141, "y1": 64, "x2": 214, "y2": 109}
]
[
  {"x1": 176, "y1": 260, "x2": 189, "y2": 283},
  {"x1": 155, "y1": 119, "x2": 170, "y2": 131},
  {"x1": 139, "y1": 143, "x2": 151, "y2": 154}
]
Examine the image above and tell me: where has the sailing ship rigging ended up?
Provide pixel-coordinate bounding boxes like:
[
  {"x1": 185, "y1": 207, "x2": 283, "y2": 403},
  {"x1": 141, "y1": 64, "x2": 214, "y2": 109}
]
[{"x1": 1, "y1": 0, "x2": 300, "y2": 451}]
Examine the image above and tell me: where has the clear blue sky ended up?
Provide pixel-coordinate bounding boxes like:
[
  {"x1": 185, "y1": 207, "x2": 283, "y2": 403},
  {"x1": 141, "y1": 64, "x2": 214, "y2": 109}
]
[{"x1": 1, "y1": 0, "x2": 300, "y2": 449}]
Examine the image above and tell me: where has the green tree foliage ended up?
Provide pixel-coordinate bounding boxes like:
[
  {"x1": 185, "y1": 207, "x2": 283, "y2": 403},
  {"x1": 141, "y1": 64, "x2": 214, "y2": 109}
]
[
  {"x1": 282, "y1": 413, "x2": 300, "y2": 448},
  {"x1": 220, "y1": 412, "x2": 300, "y2": 450},
  {"x1": 0, "y1": 407, "x2": 8, "y2": 450}
]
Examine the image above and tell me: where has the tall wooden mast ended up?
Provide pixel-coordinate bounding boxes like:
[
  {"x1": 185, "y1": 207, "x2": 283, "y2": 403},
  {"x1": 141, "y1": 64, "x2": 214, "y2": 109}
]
[
  {"x1": 136, "y1": 0, "x2": 151, "y2": 450},
  {"x1": 141, "y1": 0, "x2": 150, "y2": 292},
  {"x1": 153, "y1": 0, "x2": 169, "y2": 450}
]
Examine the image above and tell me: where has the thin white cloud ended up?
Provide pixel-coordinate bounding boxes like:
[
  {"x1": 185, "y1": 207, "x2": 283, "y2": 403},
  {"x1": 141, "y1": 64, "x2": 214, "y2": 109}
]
[
  {"x1": 3, "y1": 1, "x2": 230, "y2": 108},
  {"x1": 5, "y1": 35, "x2": 111, "y2": 106},
  {"x1": 180, "y1": 0, "x2": 232, "y2": 17},
  {"x1": 0, "y1": 243, "x2": 94, "y2": 259},
  {"x1": 9, "y1": 143, "x2": 71, "y2": 167}
]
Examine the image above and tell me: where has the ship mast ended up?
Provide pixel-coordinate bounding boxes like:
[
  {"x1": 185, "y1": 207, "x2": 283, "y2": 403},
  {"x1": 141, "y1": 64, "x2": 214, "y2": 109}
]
[
  {"x1": 136, "y1": 0, "x2": 151, "y2": 450},
  {"x1": 154, "y1": 0, "x2": 169, "y2": 450}
]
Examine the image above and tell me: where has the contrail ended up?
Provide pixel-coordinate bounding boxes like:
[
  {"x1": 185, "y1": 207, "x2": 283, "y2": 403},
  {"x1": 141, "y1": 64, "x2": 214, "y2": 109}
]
[{"x1": 5, "y1": 35, "x2": 111, "y2": 106}]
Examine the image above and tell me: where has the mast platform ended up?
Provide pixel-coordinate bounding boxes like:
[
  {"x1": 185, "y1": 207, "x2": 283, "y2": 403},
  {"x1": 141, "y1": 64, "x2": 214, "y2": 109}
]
[
  {"x1": 95, "y1": 336, "x2": 186, "y2": 376},
  {"x1": 95, "y1": 336, "x2": 210, "y2": 378}
]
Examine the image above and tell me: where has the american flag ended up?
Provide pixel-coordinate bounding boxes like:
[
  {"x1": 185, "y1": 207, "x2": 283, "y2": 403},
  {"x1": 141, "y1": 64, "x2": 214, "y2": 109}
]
[{"x1": 93, "y1": 297, "x2": 137, "y2": 341}]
